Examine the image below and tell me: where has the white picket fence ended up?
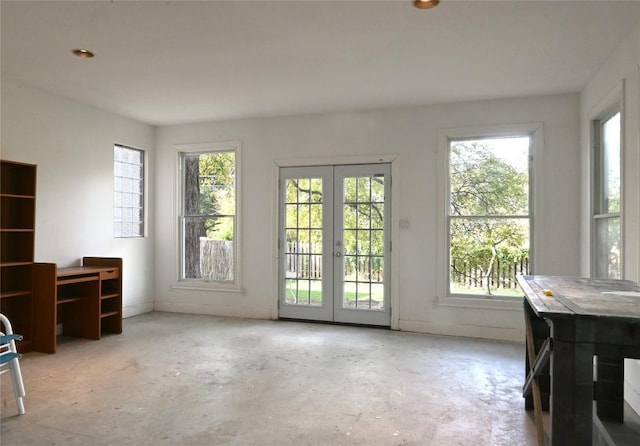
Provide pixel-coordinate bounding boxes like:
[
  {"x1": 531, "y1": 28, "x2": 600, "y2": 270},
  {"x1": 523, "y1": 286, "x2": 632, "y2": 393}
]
[{"x1": 286, "y1": 242, "x2": 322, "y2": 279}]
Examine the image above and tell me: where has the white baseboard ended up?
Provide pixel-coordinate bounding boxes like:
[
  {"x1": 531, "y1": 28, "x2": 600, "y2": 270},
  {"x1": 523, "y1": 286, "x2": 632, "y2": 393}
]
[
  {"x1": 123, "y1": 302, "x2": 154, "y2": 319},
  {"x1": 153, "y1": 300, "x2": 271, "y2": 320},
  {"x1": 399, "y1": 319, "x2": 525, "y2": 343}
]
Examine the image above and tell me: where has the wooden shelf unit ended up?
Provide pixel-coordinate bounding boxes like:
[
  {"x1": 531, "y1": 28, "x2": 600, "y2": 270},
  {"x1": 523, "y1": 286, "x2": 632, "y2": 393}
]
[
  {"x1": 33, "y1": 257, "x2": 122, "y2": 354},
  {"x1": 84, "y1": 257, "x2": 123, "y2": 335},
  {"x1": 0, "y1": 160, "x2": 37, "y2": 352}
]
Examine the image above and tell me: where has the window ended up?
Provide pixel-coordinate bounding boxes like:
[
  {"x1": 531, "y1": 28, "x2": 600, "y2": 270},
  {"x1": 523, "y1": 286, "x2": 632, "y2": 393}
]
[
  {"x1": 114, "y1": 145, "x2": 144, "y2": 238},
  {"x1": 178, "y1": 142, "x2": 239, "y2": 286},
  {"x1": 593, "y1": 107, "x2": 622, "y2": 279},
  {"x1": 444, "y1": 132, "x2": 532, "y2": 298}
]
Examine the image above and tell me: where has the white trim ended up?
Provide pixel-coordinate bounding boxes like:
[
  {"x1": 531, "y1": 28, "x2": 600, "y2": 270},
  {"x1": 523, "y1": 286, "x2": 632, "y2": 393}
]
[
  {"x1": 435, "y1": 295, "x2": 524, "y2": 311},
  {"x1": 274, "y1": 153, "x2": 397, "y2": 168},
  {"x1": 175, "y1": 140, "x2": 242, "y2": 153},
  {"x1": 589, "y1": 81, "x2": 625, "y2": 279},
  {"x1": 398, "y1": 319, "x2": 524, "y2": 343},
  {"x1": 271, "y1": 164, "x2": 281, "y2": 320},
  {"x1": 170, "y1": 282, "x2": 244, "y2": 293},
  {"x1": 390, "y1": 157, "x2": 400, "y2": 330},
  {"x1": 438, "y1": 123, "x2": 543, "y2": 141},
  {"x1": 173, "y1": 141, "x2": 243, "y2": 290},
  {"x1": 589, "y1": 82, "x2": 624, "y2": 123},
  {"x1": 123, "y1": 302, "x2": 154, "y2": 318},
  {"x1": 154, "y1": 301, "x2": 271, "y2": 320},
  {"x1": 625, "y1": 359, "x2": 640, "y2": 417},
  {"x1": 436, "y1": 123, "x2": 543, "y2": 308}
]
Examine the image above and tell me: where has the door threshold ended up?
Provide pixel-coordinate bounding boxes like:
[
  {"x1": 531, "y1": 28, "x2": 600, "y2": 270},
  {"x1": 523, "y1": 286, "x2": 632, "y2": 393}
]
[{"x1": 278, "y1": 317, "x2": 390, "y2": 330}]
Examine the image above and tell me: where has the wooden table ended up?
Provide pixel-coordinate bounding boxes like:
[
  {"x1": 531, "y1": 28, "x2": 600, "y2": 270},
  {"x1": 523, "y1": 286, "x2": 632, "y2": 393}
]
[
  {"x1": 517, "y1": 275, "x2": 640, "y2": 445},
  {"x1": 33, "y1": 258, "x2": 122, "y2": 353}
]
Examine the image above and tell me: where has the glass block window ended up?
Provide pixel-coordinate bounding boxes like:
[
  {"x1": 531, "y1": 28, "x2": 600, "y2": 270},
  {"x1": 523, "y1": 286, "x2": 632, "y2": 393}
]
[{"x1": 114, "y1": 145, "x2": 144, "y2": 238}]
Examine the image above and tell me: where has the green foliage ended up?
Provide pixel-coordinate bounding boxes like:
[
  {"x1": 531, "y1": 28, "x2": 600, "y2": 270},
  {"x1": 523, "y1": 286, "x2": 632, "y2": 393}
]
[
  {"x1": 285, "y1": 175, "x2": 386, "y2": 279},
  {"x1": 197, "y1": 151, "x2": 236, "y2": 240},
  {"x1": 449, "y1": 140, "x2": 530, "y2": 295},
  {"x1": 450, "y1": 142, "x2": 528, "y2": 216}
]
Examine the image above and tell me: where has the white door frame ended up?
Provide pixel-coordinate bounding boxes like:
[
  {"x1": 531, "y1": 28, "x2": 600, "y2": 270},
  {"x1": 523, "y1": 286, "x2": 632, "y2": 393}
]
[{"x1": 271, "y1": 154, "x2": 400, "y2": 330}]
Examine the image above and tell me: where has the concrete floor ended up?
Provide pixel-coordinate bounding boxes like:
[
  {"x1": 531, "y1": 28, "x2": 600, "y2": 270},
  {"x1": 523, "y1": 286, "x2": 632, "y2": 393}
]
[{"x1": 3, "y1": 312, "x2": 541, "y2": 445}]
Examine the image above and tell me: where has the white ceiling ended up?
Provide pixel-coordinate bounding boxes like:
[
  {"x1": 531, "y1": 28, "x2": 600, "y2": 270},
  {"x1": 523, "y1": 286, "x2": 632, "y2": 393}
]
[{"x1": 2, "y1": 0, "x2": 640, "y2": 126}]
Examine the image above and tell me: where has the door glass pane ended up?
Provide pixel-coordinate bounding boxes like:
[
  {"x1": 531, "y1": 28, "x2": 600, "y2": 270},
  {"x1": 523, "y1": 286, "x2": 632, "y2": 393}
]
[
  {"x1": 371, "y1": 230, "x2": 384, "y2": 255},
  {"x1": 285, "y1": 204, "x2": 297, "y2": 228},
  {"x1": 344, "y1": 206, "x2": 357, "y2": 229},
  {"x1": 285, "y1": 177, "x2": 323, "y2": 306},
  {"x1": 371, "y1": 174, "x2": 385, "y2": 202},
  {"x1": 357, "y1": 204, "x2": 371, "y2": 229},
  {"x1": 341, "y1": 175, "x2": 385, "y2": 311}
]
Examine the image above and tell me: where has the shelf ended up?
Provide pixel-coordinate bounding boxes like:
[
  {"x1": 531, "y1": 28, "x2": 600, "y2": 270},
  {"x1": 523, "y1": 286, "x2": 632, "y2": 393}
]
[
  {"x1": 0, "y1": 261, "x2": 33, "y2": 267},
  {"x1": 57, "y1": 296, "x2": 85, "y2": 305},
  {"x1": 1, "y1": 231, "x2": 35, "y2": 264},
  {"x1": 58, "y1": 276, "x2": 99, "y2": 285},
  {"x1": 1, "y1": 160, "x2": 37, "y2": 353},
  {"x1": 100, "y1": 311, "x2": 120, "y2": 318},
  {"x1": 101, "y1": 293, "x2": 119, "y2": 300},
  {"x1": 1, "y1": 161, "x2": 37, "y2": 197},
  {"x1": 0, "y1": 290, "x2": 31, "y2": 299},
  {"x1": 0, "y1": 193, "x2": 35, "y2": 199}
]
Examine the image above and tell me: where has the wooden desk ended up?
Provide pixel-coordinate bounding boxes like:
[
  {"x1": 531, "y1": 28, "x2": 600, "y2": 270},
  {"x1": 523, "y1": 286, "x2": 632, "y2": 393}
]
[
  {"x1": 517, "y1": 275, "x2": 640, "y2": 445},
  {"x1": 33, "y1": 257, "x2": 122, "y2": 353}
]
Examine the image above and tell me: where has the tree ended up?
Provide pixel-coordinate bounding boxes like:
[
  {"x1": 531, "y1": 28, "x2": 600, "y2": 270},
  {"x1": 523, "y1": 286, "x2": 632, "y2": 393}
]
[
  {"x1": 199, "y1": 152, "x2": 235, "y2": 241},
  {"x1": 184, "y1": 155, "x2": 205, "y2": 278},
  {"x1": 449, "y1": 141, "x2": 529, "y2": 295},
  {"x1": 183, "y1": 151, "x2": 236, "y2": 279},
  {"x1": 285, "y1": 175, "x2": 386, "y2": 281}
]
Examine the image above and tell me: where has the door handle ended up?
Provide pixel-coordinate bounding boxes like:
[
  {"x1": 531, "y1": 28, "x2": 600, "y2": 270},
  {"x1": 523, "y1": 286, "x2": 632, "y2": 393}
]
[{"x1": 335, "y1": 252, "x2": 342, "y2": 257}]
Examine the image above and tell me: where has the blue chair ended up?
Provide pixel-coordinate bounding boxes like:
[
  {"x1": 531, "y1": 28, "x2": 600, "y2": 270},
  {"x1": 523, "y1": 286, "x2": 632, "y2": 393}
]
[{"x1": 0, "y1": 313, "x2": 26, "y2": 415}]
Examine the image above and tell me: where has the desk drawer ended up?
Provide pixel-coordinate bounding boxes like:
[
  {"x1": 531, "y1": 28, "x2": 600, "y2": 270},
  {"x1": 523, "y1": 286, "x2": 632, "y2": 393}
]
[{"x1": 100, "y1": 269, "x2": 120, "y2": 280}]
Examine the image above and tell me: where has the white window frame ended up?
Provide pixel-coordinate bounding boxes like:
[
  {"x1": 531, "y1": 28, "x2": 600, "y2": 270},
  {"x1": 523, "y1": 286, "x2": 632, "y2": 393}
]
[
  {"x1": 437, "y1": 123, "x2": 542, "y2": 311},
  {"x1": 173, "y1": 141, "x2": 242, "y2": 292},
  {"x1": 114, "y1": 144, "x2": 145, "y2": 238},
  {"x1": 591, "y1": 83, "x2": 624, "y2": 280}
]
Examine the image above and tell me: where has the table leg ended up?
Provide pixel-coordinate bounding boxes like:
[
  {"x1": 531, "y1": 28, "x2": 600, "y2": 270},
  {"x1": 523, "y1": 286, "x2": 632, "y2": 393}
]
[
  {"x1": 524, "y1": 304, "x2": 546, "y2": 446},
  {"x1": 595, "y1": 347, "x2": 624, "y2": 422},
  {"x1": 550, "y1": 336, "x2": 594, "y2": 445}
]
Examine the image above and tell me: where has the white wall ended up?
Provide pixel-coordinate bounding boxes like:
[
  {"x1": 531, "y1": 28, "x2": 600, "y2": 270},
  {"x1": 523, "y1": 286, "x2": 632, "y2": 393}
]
[
  {"x1": 579, "y1": 21, "x2": 640, "y2": 415},
  {"x1": 1, "y1": 78, "x2": 156, "y2": 318},
  {"x1": 154, "y1": 93, "x2": 581, "y2": 342}
]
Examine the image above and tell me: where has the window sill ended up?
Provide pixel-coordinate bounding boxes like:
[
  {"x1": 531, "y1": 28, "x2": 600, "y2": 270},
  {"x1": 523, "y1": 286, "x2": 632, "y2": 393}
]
[
  {"x1": 171, "y1": 281, "x2": 243, "y2": 294},
  {"x1": 436, "y1": 294, "x2": 524, "y2": 311}
]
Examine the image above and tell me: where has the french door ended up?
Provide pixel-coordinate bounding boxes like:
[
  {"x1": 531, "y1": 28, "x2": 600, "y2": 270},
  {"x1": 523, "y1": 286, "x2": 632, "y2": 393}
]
[{"x1": 279, "y1": 164, "x2": 391, "y2": 326}]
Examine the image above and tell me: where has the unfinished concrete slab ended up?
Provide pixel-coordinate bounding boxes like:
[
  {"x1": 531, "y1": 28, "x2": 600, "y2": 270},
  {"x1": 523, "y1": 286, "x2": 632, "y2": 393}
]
[{"x1": 4, "y1": 312, "x2": 540, "y2": 445}]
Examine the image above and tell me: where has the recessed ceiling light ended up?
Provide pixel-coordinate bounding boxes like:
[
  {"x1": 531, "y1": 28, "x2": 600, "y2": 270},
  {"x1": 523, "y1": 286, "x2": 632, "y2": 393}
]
[
  {"x1": 414, "y1": 0, "x2": 440, "y2": 9},
  {"x1": 71, "y1": 49, "x2": 95, "y2": 59}
]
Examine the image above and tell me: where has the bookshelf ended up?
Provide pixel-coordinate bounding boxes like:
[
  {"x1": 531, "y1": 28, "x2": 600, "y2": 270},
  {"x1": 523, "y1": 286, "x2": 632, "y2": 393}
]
[{"x1": 0, "y1": 160, "x2": 37, "y2": 352}]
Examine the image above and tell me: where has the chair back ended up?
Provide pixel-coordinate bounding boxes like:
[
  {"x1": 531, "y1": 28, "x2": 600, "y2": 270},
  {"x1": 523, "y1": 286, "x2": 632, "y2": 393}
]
[{"x1": 0, "y1": 312, "x2": 26, "y2": 414}]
